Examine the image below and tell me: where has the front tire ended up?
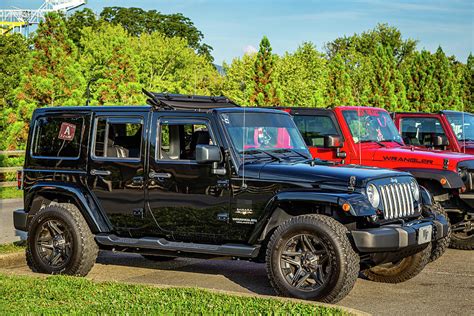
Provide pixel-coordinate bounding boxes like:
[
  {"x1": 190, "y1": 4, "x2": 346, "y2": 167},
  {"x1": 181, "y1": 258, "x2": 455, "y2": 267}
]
[
  {"x1": 428, "y1": 202, "x2": 451, "y2": 262},
  {"x1": 265, "y1": 214, "x2": 359, "y2": 303},
  {"x1": 361, "y1": 243, "x2": 431, "y2": 283},
  {"x1": 26, "y1": 204, "x2": 98, "y2": 276}
]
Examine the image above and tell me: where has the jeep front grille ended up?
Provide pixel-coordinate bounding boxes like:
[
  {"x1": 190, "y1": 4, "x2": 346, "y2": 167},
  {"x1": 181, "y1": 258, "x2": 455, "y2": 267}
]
[{"x1": 379, "y1": 183, "x2": 415, "y2": 219}]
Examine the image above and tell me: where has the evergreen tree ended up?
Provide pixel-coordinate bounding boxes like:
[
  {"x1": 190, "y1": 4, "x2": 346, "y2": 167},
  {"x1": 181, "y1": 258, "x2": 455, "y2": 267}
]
[
  {"x1": 250, "y1": 36, "x2": 280, "y2": 106},
  {"x1": 368, "y1": 45, "x2": 408, "y2": 111},
  {"x1": 326, "y1": 54, "x2": 354, "y2": 107}
]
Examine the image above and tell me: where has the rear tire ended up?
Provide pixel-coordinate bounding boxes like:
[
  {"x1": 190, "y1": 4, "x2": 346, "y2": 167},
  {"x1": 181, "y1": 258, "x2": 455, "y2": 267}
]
[
  {"x1": 428, "y1": 202, "x2": 451, "y2": 262},
  {"x1": 26, "y1": 204, "x2": 98, "y2": 276},
  {"x1": 361, "y1": 243, "x2": 431, "y2": 283},
  {"x1": 265, "y1": 214, "x2": 359, "y2": 303},
  {"x1": 449, "y1": 213, "x2": 474, "y2": 250}
]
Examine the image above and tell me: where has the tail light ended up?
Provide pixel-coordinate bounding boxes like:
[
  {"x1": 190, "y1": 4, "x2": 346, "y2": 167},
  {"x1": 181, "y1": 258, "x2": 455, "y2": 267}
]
[{"x1": 17, "y1": 170, "x2": 23, "y2": 190}]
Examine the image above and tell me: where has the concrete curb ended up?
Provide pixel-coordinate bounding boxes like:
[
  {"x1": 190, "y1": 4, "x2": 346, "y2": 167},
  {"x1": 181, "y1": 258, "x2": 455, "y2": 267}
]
[{"x1": 0, "y1": 251, "x2": 25, "y2": 267}]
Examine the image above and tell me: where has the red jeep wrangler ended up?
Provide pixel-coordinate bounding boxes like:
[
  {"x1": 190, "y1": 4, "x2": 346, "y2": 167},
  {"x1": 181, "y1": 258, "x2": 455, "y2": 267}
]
[
  {"x1": 393, "y1": 111, "x2": 474, "y2": 155},
  {"x1": 282, "y1": 106, "x2": 474, "y2": 250}
]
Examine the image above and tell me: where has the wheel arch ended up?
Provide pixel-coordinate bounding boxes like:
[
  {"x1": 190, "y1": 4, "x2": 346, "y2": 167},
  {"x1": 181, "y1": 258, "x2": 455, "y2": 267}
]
[
  {"x1": 249, "y1": 191, "x2": 359, "y2": 245},
  {"x1": 399, "y1": 168, "x2": 463, "y2": 190},
  {"x1": 24, "y1": 183, "x2": 111, "y2": 233}
]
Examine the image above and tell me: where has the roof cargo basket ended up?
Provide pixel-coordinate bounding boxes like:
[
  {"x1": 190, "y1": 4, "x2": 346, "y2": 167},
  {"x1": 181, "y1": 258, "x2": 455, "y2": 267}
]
[{"x1": 143, "y1": 89, "x2": 239, "y2": 111}]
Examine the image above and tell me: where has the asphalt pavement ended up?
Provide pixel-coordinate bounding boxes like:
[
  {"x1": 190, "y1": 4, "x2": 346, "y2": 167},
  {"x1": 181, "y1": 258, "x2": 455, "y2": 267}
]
[
  {"x1": 0, "y1": 198, "x2": 25, "y2": 244},
  {"x1": 1, "y1": 199, "x2": 473, "y2": 315}
]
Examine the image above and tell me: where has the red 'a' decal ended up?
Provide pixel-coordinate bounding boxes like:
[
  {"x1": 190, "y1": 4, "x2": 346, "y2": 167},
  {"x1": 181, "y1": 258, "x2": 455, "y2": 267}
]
[{"x1": 58, "y1": 122, "x2": 76, "y2": 141}]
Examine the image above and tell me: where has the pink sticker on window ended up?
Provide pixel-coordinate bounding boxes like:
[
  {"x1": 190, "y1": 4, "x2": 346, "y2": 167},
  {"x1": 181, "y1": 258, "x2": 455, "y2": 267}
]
[{"x1": 58, "y1": 122, "x2": 76, "y2": 141}]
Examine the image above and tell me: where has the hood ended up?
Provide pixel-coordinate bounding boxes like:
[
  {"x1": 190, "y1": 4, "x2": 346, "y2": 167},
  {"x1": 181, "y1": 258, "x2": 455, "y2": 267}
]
[
  {"x1": 367, "y1": 144, "x2": 474, "y2": 171},
  {"x1": 239, "y1": 161, "x2": 409, "y2": 187}
]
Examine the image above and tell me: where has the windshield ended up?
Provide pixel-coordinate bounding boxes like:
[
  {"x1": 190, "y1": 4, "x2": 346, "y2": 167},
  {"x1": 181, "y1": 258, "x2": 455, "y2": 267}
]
[
  {"x1": 445, "y1": 112, "x2": 474, "y2": 141},
  {"x1": 220, "y1": 111, "x2": 310, "y2": 161},
  {"x1": 342, "y1": 109, "x2": 403, "y2": 144}
]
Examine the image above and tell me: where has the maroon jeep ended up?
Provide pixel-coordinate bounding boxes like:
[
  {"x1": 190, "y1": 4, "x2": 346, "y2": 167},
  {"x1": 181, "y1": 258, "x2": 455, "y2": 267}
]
[{"x1": 393, "y1": 111, "x2": 474, "y2": 155}]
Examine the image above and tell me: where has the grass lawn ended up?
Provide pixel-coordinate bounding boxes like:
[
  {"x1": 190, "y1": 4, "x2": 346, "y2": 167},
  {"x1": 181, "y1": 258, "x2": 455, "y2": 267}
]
[
  {"x1": 0, "y1": 274, "x2": 346, "y2": 315},
  {"x1": 0, "y1": 242, "x2": 25, "y2": 254},
  {"x1": 0, "y1": 187, "x2": 23, "y2": 199}
]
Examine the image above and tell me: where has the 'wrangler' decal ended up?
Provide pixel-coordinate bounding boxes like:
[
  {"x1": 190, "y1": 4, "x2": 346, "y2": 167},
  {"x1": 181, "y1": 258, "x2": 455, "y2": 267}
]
[{"x1": 383, "y1": 156, "x2": 434, "y2": 164}]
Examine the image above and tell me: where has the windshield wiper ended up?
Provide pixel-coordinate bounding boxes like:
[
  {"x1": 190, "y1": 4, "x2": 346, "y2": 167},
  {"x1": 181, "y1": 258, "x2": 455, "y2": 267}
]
[
  {"x1": 381, "y1": 139, "x2": 404, "y2": 146},
  {"x1": 239, "y1": 149, "x2": 283, "y2": 162},
  {"x1": 359, "y1": 140, "x2": 386, "y2": 147},
  {"x1": 269, "y1": 148, "x2": 310, "y2": 160}
]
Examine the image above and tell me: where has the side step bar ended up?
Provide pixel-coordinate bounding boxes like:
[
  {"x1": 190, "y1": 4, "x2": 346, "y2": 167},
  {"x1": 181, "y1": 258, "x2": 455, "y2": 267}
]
[{"x1": 95, "y1": 234, "x2": 260, "y2": 258}]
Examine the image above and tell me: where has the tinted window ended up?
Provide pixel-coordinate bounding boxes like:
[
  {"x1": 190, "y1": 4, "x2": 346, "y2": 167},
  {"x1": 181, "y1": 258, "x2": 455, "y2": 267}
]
[
  {"x1": 32, "y1": 116, "x2": 83, "y2": 158},
  {"x1": 94, "y1": 118, "x2": 142, "y2": 159},
  {"x1": 293, "y1": 115, "x2": 339, "y2": 147},
  {"x1": 400, "y1": 117, "x2": 445, "y2": 146},
  {"x1": 158, "y1": 121, "x2": 213, "y2": 160}
]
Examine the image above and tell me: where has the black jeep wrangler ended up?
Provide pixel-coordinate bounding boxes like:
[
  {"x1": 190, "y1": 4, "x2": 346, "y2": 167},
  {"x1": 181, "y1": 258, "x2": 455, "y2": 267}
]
[{"x1": 14, "y1": 91, "x2": 449, "y2": 303}]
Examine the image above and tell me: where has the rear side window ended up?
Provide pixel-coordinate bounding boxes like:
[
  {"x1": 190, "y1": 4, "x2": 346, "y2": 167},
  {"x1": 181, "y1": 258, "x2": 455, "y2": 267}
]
[
  {"x1": 293, "y1": 115, "x2": 339, "y2": 147},
  {"x1": 400, "y1": 117, "x2": 445, "y2": 146},
  {"x1": 93, "y1": 117, "x2": 142, "y2": 159},
  {"x1": 32, "y1": 116, "x2": 83, "y2": 158}
]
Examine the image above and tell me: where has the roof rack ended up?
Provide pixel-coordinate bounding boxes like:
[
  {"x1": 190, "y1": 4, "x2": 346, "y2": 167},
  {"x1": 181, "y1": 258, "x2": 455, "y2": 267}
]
[{"x1": 143, "y1": 89, "x2": 239, "y2": 111}]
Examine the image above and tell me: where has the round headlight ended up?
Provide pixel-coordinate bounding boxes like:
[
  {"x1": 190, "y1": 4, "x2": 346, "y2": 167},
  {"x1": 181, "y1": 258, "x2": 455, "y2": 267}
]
[
  {"x1": 366, "y1": 184, "x2": 380, "y2": 208},
  {"x1": 410, "y1": 180, "x2": 420, "y2": 201}
]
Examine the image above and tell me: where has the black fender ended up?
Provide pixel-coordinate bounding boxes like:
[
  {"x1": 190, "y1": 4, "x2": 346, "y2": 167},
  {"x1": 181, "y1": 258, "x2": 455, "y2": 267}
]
[
  {"x1": 419, "y1": 185, "x2": 433, "y2": 206},
  {"x1": 248, "y1": 190, "x2": 374, "y2": 244},
  {"x1": 397, "y1": 168, "x2": 464, "y2": 189},
  {"x1": 24, "y1": 182, "x2": 111, "y2": 233}
]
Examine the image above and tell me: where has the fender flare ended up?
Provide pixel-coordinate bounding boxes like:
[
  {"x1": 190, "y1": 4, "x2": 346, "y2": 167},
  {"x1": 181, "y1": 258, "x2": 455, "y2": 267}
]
[
  {"x1": 24, "y1": 182, "x2": 111, "y2": 233},
  {"x1": 248, "y1": 190, "x2": 373, "y2": 244},
  {"x1": 397, "y1": 168, "x2": 463, "y2": 189}
]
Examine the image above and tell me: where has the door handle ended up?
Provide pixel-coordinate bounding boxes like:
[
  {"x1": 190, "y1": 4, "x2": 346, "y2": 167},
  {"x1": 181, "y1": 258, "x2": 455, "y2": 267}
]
[
  {"x1": 149, "y1": 171, "x2": 172, "y2": 179},
  {"x1": 90, "y1": 169, "x2": 111, "y2": 176}
]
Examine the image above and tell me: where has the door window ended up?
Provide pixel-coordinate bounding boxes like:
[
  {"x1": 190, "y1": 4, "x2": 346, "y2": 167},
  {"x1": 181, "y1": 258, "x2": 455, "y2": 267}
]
[
  {"x1": 93, "y1": 117, "x2": 143, "y2": 159},
  {"x1": 400, "y1": 117, "x2": 445, "y2": 146},
  {"x1": 293, "y1": 115, "x2": 339, "y2": 147},
  {"x1": 157, "y1": 121, "x2": 214, "y2": 160}
]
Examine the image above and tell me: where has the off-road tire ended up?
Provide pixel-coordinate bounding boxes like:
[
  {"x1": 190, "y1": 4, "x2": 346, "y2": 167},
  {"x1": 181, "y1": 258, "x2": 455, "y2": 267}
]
[
  {"x1": 265, "y1": 214, "x2": 359, "y2": 303},
  {"x1": 361, "y1": 243, "x2": 431, "y2": 283},
  {"x1": 26, "y1": 204, "x2": 98, "y2": 276},
  {"x1": 429, "y1": 202, "x2": 451, "y2": 262},
  {"x1": 449, "y1": 213, "x2": 474, "y2": 250},
  {"x1": 141, "y1": 255, "x2": 176, "y2": 262}
]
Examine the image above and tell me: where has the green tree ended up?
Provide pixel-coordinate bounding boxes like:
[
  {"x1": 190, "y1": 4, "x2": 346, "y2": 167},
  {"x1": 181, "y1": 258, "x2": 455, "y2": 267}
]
[
  {"x1": 65, "y1": 8, "x2": 98, "y2": 48},
  {"x1": 0, "y1": 34, "x2": 30, "y2": 107},
  {"x1": 367, "y1": 45, "x2": 408, "y2": 111},
  {"x1": 326, "y1": 54, "x2": 354, "y2": 107},
  {"x1": 221, "y1": 53, "x2": 257, "y2": 105},
  {"x1": 5, "y1": 12, "x2": 85, "y2": 149},
  {"x1": 250, "y1": 36, "x2": 280, "y2": 106},
  {"x1": 274, "y1": 42, "x2": 327, "y2": 107},
  {"x1": 80, "y1": 23, "x2": 141, "y2": 105},
  {"x1": 99, "y1": 7, "x2": 214, "y2": 61},
  {"x1": 326, "y1": 23, "x2": 417, "y2": 65},
  {"x1": 137, "y1": 31, "x2": 221, "y2": 96},
  {"x1": 462, "y1": 54, "x2": 474, "y2": 112}
]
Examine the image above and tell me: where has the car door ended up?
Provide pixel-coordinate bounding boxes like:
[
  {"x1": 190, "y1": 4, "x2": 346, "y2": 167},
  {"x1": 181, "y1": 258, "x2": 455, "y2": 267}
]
[
  {"x1": 87, "y1": 111, "x2": 153, "y2": 237},
  {"x1": 146, "y1": 114, "x2": 231, "y2": 243}
]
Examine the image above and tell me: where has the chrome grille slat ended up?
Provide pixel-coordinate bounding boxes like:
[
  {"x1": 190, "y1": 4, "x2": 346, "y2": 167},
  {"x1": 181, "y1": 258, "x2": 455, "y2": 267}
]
[{"x1": 378, "y1": 181, "x2": 416, "y2": 220}]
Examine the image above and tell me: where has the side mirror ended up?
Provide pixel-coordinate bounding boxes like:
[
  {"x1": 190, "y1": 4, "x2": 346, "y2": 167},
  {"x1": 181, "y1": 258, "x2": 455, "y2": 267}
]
[
  {"x1": 196, "y1": 145, "x2": 222, "y2": 164},
  {"x1": 433, "y1": 135, "x2": 449, "y2": 147},
  {"x1": 324, "y1": 135, "x2": 343, "y2": 148}
]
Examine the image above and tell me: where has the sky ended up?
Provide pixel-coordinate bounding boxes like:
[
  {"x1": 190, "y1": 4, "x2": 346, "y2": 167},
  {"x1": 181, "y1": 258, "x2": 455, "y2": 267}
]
[{"x1": 2, "y1": 0, "x2": 473, "y2": 65}]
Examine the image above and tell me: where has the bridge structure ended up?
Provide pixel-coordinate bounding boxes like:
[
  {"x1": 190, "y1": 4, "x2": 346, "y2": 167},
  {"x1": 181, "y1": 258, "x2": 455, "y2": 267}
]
[{"x1": 0, "y1": 0, "x2": 85, "y2": 36}]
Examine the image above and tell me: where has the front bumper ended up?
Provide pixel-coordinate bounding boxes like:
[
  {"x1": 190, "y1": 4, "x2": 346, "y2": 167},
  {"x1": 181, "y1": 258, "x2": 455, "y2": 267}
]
[
  {"x1": 351, "y1": 214, "x2": 449, "y2": 252},
  {"x1": 13, "y1": 209, "x2": 28, "y2": 232}
]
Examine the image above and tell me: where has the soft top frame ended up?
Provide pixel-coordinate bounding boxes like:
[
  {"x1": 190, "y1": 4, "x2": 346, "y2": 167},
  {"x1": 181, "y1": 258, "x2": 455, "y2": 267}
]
[{"x1": 143, "y1": 89, "x2": 239, "y2": 111}]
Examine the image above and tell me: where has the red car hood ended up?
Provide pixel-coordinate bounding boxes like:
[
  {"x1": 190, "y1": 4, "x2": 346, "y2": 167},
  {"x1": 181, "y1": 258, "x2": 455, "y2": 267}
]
[{"x1": 367, "y1": 145, "x2": 474, "y2": 171}]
